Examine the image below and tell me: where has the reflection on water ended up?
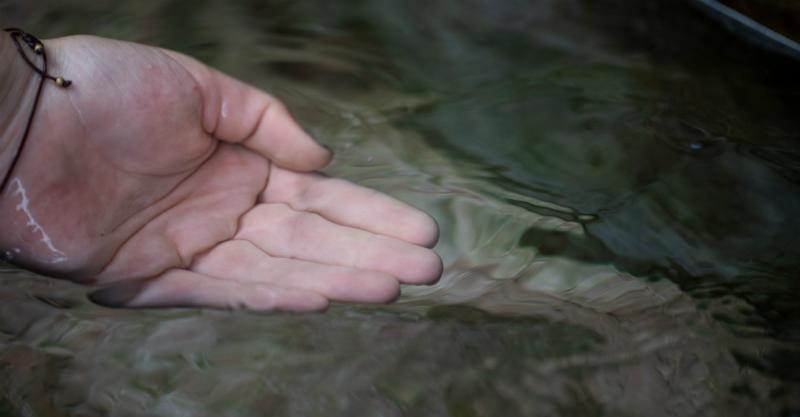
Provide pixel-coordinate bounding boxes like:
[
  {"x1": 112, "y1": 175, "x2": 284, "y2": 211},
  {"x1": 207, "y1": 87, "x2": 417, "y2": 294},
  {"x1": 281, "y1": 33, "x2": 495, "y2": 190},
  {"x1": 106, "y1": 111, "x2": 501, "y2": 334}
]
[{"x1": 2, "y1": 0, "x2": 800, "y2": 415}]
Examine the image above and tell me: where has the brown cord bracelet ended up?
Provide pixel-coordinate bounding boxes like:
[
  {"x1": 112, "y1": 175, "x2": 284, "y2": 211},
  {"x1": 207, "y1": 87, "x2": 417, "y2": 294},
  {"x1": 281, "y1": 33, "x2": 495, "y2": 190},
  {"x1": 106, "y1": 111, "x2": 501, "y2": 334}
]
[{"x1": 0, "y1": 28, "x2": 72, "y2": 193}]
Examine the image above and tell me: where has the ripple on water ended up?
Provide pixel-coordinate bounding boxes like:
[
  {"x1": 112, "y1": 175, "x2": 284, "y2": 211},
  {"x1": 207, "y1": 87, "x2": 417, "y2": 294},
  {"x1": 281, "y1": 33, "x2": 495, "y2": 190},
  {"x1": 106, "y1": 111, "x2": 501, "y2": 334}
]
[{"x1": 3, "y1": 0, "x2": 800, "y2": 416}]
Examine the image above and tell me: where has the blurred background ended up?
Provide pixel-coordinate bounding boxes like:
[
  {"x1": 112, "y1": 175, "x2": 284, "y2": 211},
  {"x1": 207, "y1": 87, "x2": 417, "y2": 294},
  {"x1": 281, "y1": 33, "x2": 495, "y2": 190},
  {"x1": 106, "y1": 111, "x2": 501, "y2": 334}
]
[{"x1": 1, "y1": 1, "x2": 799, "y2": 416}]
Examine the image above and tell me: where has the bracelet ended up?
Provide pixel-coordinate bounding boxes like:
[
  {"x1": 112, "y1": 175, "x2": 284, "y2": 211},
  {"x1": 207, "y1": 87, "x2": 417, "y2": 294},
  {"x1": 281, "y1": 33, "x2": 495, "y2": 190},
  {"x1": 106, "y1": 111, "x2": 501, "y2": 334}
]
[{"x1": 0, "y1": 28, "x2": 72, "y2": 193}]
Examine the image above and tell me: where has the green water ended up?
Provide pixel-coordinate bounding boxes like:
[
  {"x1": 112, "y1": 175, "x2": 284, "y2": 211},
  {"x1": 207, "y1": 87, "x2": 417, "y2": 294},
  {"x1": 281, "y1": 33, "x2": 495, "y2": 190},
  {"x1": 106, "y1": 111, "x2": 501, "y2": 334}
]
[{"x1": 2, "y1": 1, "x2": 800, "y2": 416}]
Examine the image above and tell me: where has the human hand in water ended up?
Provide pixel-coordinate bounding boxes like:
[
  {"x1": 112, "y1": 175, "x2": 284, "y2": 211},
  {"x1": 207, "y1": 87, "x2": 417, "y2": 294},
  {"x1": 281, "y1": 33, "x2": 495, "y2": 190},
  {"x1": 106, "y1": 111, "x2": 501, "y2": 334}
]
[{"x1": 0, "y1": 35, "x2": 441, "y2": 311}]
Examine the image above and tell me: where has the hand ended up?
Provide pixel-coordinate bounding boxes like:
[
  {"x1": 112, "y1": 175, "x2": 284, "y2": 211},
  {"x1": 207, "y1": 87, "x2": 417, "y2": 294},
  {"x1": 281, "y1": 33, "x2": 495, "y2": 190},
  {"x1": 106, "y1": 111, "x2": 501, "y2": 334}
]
[{"x1": 0, "y1": 35, "x2": 441, "y2": 311}]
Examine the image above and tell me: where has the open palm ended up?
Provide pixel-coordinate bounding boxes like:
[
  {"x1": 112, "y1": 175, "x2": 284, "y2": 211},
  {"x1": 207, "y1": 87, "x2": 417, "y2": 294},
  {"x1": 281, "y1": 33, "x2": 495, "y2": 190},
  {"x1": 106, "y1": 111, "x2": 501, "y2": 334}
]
[{"x1": 0, "y1": 35, "x2": 441, "y2": 311}]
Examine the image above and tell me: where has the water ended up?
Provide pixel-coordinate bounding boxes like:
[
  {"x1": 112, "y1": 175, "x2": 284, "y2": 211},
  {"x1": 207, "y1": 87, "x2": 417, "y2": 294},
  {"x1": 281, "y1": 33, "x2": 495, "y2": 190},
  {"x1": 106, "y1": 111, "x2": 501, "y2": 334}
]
[{"x1": 2, "y1": 0, "x2": 800, "y2": 415}]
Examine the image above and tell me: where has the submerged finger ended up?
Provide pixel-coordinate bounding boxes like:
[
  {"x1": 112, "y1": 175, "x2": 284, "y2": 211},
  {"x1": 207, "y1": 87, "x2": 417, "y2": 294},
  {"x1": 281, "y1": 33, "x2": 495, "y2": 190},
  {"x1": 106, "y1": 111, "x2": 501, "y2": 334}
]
[
  {"x1": 90, "y1": 269, "x2": 329, "y2": 312},
  {"x1": 261, "y1": 166, "x2": 439, "y2": 247},
  {"x1": 192, "y1": 240, "x2": 401, "y2": 304},
  {"x1": 236, "y1": 204, "x2": 442, "y2": 284}
]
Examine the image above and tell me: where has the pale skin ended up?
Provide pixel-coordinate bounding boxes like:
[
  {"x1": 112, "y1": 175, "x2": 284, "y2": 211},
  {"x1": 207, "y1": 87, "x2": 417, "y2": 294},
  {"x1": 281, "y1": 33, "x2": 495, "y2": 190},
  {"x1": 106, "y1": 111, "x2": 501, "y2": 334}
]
[{"x1": 0, "y1": 34, "x2": 442, "y2": 311}]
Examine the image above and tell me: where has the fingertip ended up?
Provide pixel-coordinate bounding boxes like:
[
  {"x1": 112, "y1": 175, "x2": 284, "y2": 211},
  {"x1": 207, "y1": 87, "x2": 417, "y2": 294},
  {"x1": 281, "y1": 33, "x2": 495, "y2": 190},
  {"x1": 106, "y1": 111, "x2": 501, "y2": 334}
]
[
  {"x1": 320, "y1": 143, "x2": 335, "y2": 165},
  {"x1": 297, "y1": 140, "x2": 334, "y2": 171},
  {"x1": 415, "y1": 212, "x2": 440, "y2": 248},
  {"x1": 361, "y1": 274, "x2": 401, "y2": 304},
  {"x1": 257, "y1": 101, "x2": 333, "y2": 172},
  {"x1": 401, "y1": 248, "x2": 443, "y2": 285},
  {"x1": 396, "y1": 209, "x2": 440, "y2": 248},
  {"x1": 290, "y1": 142, "x2": 332, "y2": 171},
  {"x1": 378, "y1": 280, "x2": 402, "y2": 304},
  {"x1": 263, "y1": 132, "x2": 333, "y2": 173},
  {"x1": 424, "y1": 251, "x2": 444, "y2": 285}
]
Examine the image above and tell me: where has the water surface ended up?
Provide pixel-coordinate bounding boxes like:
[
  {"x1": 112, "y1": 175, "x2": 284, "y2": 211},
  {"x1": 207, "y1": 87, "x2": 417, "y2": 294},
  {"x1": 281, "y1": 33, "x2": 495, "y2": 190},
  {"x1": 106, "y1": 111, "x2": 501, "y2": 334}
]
[{"x1": 2, "y1": 1, "x2": 800, "y2": 416}]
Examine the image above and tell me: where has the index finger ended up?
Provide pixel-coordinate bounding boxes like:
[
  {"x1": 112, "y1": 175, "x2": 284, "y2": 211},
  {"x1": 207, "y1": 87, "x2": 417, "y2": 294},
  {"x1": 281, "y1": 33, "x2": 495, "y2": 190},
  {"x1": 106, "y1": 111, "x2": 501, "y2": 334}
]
[{"x1": 261, "y1": 166, "x2": 440, "y2": 248}]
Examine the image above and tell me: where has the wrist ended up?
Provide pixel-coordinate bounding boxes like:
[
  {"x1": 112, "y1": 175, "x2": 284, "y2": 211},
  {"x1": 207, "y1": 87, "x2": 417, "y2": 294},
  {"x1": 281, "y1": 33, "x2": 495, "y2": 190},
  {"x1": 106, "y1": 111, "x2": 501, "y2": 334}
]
[{"x1": 0, "y1": 31, "x2": 39, "y2": 189}]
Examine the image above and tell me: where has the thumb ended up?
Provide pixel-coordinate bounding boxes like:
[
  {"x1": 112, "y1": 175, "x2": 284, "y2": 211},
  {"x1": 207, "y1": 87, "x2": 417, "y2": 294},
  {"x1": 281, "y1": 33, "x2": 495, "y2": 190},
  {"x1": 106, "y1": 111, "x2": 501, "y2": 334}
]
[{"x1": 165, "y1": 50, "x2": 332, "y2": 171}]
